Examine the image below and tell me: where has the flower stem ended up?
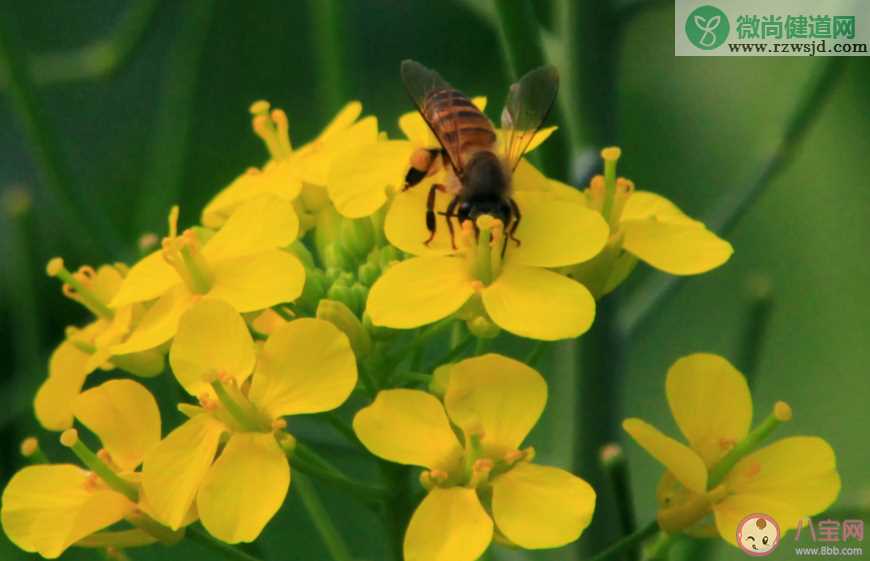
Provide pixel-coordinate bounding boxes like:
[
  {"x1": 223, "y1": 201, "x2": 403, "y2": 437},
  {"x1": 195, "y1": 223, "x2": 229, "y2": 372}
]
[
  {"x1": 187, "y1": 526, "x2": 263, "y2": 561},
  {"x1": 135, "y1": 0, "x2": 215, "y2": 234},
  {"x1": 294, "y1": 473, "x2": 355, "y2": 561},
  {"x1": 599, "y1": 444, "x2": 638, "y2": 558},
  {"x1": 492, "y1": 0, "x2": 569, "y2": 178},
  {"x1": 291, "y1": 441, "x2": 390, "y2": 504},
  {"x1": 310, "y1": 0, "x2": 350, "y2": 118},
  {"x1": 586, "y1": 519, "x2": 660, "y2": 561},
  {"x1": 616, "y1": 58, "x2": 847, "y2": 337}
]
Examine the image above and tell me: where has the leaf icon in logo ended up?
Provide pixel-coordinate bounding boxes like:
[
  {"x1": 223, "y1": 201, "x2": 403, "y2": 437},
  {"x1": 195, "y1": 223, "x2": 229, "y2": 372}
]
[
  {"x1": 694, "y1": 15, "x2": 708, "y2": 29},
  {"x1": 706, "y1": 15, "x2": 721, "y2": 30}
]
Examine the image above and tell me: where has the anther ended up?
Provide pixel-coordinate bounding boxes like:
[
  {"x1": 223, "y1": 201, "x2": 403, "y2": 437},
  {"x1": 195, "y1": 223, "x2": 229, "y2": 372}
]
[
  {"x1": 47, "y1": 259, "x2": 114, "y2": 319},
  {"x1": 271, "y1": 418, "x2": 287, "y2": 431},
  {"x1": 20, "y1": 437, "x2": 39, "y2": 458}
]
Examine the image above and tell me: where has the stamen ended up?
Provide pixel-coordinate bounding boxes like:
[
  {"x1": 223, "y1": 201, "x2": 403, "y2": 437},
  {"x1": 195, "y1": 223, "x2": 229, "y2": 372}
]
[
  {"x1": 161, "y1": 224, "x2": 214, "y2": 295},
  {"x1": 609, "y1": 177, "x2": 635, "y2": 226},
  {"x1": 47, "y1": 257, "x2": 114, "y2": 319},
  {"x1": 250, "y1": 100, "x2": 292, "y2": 159},
  {"x1": 271, "y1": 418, "x2": 287, "y2": 431},
  {"x1": 587, "y1": 175, "x2": 606, "y2": 212},
  {"x1": 707, "y1": 400, "x2": 793, "y2": 488},
  {"x1": 210, "y1": 379, "x2": 270, "y2": 432},
  {"x1": 20, "y1": 436, "x2": 49, "y2": 464},
  {"x1": 60, "y1": 429, "x2": 139, "y2": 501},
  {"x1": 600, "y1": 146, "x2": 622, "y2": 227}
]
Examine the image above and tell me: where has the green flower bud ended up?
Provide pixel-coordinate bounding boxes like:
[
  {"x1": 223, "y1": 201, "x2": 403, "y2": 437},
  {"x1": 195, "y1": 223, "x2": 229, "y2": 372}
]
[
  {"x1": 340, "y1": 217, "x2": 375, "y2": 261},
  {"x1": 317, "y1": 299, "x2": 371, "y2": 357},
  {"x1": 286, "y1": 240, "x2": 316, "y2": 269},
  {"x1": 358, "y1": 261, "x2": 381, "y2": 287},
  {"x1": 466, "y1": 315, "x2": 500, "y2": 339}
]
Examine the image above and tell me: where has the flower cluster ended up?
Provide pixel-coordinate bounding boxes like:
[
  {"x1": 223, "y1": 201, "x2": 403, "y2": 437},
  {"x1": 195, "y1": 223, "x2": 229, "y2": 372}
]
[{"x1": 0, "y1": 94, "x2": 839, "y2": 561}]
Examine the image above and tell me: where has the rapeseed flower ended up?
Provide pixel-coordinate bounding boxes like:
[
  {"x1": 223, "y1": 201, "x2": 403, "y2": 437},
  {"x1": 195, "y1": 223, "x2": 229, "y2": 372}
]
[
  {"x1": 142, "y1": 299, "x2": 357, "y2": 543},
  {"x1": 366, "y1": 181, "x2": 608, "y2": 340},
  {"x1": 202, "y1": 100, "x2": 378, "y2": 228},
  {"x1": 568, "y1": 148, "x2": 733, "y2": 297},
  {"x1": 110, "y1": 195, "x2": 304, "y2": 354},
  {"x1": 353, "y1": 354, "x2": 596, "y2": 561},
  {"x1": 35, "y1": 260, "x2": 163, "y2": 430},
  {"x1": 2, "y1": 380, "x2": 167, "y2": 558},
  {"x1": 622, "y1": 353, "x2": 840, "y2": 546}
]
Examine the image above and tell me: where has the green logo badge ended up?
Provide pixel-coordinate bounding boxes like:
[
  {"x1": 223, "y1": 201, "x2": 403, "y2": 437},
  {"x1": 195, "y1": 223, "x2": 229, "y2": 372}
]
[{"x1": 686, "y1": 5, "x2": 730, "y2": 49}]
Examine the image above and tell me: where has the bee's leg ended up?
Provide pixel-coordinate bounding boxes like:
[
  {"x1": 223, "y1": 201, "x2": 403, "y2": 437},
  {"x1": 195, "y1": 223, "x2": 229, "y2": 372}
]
[
  {"x1": 403, "y1": 148, "x2": 442, "y2": 191},
  {"x1": 508, "y1": 197, "x2": 522, "y2": 247},
  {"x1": 423, "y1": 183, "x2": 445, "y2": 246},
  {"x1": 444, "y1": 196, "x2": 460, "y2": 250}
]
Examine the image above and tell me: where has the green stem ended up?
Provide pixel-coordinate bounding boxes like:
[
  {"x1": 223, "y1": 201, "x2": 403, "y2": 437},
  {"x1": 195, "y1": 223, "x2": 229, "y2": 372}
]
[
  {"x1": 322, "y1": 411, "x2": 365, "y2": 451},
  {"x1": 430, "y1": 332, "x2": 475, "y2": 367},
  {"x1": 616, "y1": 58, "x2": 847, "y2": 337},
  {"x1": 188, "y1": 526, "x2": 263, "y2": 561},
  {"x1": 524, "y1": 340, "x2": 548, "y2": 367},
  {"x1": 0, "y1": 6, "x2": 120, "y2": 258},
  {"x1": 599, "y1": 444, "x2": 638, "y2": 558},
  {"x1": 310, "y1": 0, "x2": 350, "y2": 118},
  {"x1": 292, "y1": 442, "x2": 390, "y2": 504},
  {"x1": 493, "y1": 0, "x2": 570, "y2": 178},
  {"x1": 75, "y1": 529, "x2": 157, "y2": 549},
  {"x1": 561, "y1": 0, "x2": 620, "y2": 151},
  {"x1": 586, "y1": 520, "x2": 659, "y2": 561},
  {"x1": 737, "y1": 276, "x2": 774, "y2": 382},
  {"x1": 474, "y1": 336, "x2": 489, "y2": 356},
  {"x1": 294, "y1": 473, "x2": 355, "y2": 561},
  {"x1": 135, "y1": 0, "x2": 214, "y2": 235},
  {"x1": 66, "y1": 436, "x2": 139, "y2": 501}
]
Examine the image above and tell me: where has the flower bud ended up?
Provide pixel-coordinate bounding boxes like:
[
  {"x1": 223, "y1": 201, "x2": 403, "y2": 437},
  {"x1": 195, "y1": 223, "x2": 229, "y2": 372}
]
[
  {"x1": 466, "y1": 315, "x2": 500, "y2": 339},
  {"x1": 340, "y1": 217, "x2": 375, "y2": 261},
  {"x1": 317, "y1": 299, "x2": 371, "y2": 357}
]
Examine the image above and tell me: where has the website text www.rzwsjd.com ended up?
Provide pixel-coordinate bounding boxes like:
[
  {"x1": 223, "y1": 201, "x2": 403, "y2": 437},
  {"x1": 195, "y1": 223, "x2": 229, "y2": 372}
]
[
  {"x1": 794, "y1": 544, "x2": 865, "y2": 556},
  {"x1": 728, "y1": 39, "x2": 869, "y2": 54}
]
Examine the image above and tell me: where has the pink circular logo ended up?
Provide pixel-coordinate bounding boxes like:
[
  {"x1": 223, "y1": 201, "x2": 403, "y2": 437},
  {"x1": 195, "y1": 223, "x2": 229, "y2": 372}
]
[{"x1": 736, "y1": 513, "x2": 781, "y2": 556}]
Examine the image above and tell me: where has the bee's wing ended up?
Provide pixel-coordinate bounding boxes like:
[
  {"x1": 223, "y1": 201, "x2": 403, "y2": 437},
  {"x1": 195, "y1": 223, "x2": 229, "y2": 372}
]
[
  {"x1": 400, "y1": 59, "x2": 466, "y2": 174},
  {"x1": 500, "y1": 65, "x2": 559, "y2": 172}
]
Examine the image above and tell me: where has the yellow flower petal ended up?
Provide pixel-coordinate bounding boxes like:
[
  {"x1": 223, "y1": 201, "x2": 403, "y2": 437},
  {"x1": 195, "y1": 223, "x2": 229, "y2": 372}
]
[
  {"x1": 202, "y1": 164, "x2": 303, "y2": 229},
  {"x1": 366, "y1": 256, "x2": 473, "y2": 329},
  {"x1": 34, "y1": 339, "x2": 93, "y2": 431},
  {"x1": 203, "y1": 195, "x2": 299, "y2": 262},
  {"x1": 328, "y1": 140, "x2": 414, "y2": 218},
  {"x1": 169, "y1": 299, "x2": 255, "y2": 397},
  {"x1": 316, "y1": 100, "x2": 363, "y2": 141},
  {"x1": 620, "y1": 191, "x2": 695, "y2": 224},
  {"x1": 208, "y1": 250, "x2": 305, "y2": 313},
  {"x1": 353, "y1": 389, "x2": 462, "y2": 472},
  {"x1": 73, "y1": 380, "x2": 161, "y2": 471},
  {"x1": 111, "y1": 285, "x2": 193, "y2": 355},
  {"x1": 1, "y1": 465, "x2": 134, "y2": 559},
  {"x1": 383, "y1": 178, "x2": 456, "y2": 256},
  {"x1": 110, "y1": 250, "x2": 180, "y2": 308},
  {"x1": 482, "y1": 264, "x2": 595, "y2": 340},
  {"x1": 666, "y1": 354, "x2": 752, "y2": 467},
  {"x1": 715, "y1": 437, "x2": 840, "y2": 545},
  {"x1": 621, "y1": 219, "x2": 733, "y2": 275},
  {"x1": 508, "y1": 192, "x2": 608, "y2": 268},
  {"x1": 197, "y1": 433, "x2": 289, "y2": 544},
  {"x1": 491, "y1": 462, "x2": 595, "y2": 548},
  {"x1": 444, "y1": 354, "x2": 546, "y2": 457},
  {"x1": 249, "y1": 318, "x2": 357, "y2": 417},
  {"x1": 142, "y1": 414, "x2": 225, "y2": 530},
  {"x1": 404, "y1": 487, "x2": 493, "y2": 561},
  {"x1": 622, "y1": 418, "x2": 708, "y2": 494},
  {"x1": 90, "y1": 265, "x2": 124, "y2": 304},
  {"x1": 298, "y1": 116, "x2": 379, "y2": 186},
  {"x1": 512, "y1": 159, "x2": 550, "y2": 191}
]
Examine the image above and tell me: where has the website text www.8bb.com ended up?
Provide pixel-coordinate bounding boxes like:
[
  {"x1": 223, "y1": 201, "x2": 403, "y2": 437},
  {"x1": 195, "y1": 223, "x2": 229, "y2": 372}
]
[
  {"x1": 727, "y1": 39, "x2": 868, "y2": 55},
  {"x1": 794, "y1": 544, "x2": 865, "y2": 557}
]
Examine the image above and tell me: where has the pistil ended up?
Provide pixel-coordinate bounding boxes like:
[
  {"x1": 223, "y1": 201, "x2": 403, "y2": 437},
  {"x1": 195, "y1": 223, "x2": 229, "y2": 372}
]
[{"x1": 46, "y1": 258, "x2": 114, "y2": 319}]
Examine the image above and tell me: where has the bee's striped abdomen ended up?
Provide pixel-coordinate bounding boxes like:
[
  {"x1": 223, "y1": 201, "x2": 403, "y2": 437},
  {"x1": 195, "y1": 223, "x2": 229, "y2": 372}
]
[{"x1": 423, "y1": 89, "x2": 496, "y2": 160}]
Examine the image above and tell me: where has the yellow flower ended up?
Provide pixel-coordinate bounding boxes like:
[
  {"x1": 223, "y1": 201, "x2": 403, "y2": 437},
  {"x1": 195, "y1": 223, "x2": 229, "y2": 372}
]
[
  {"x1": 35, "y1": 260, "x2": 164, "y2": 431},
  {"x1": 366, "y1": 170, "x2": 608, "y2": 340},
  {"x1": 109, "y1": 194, "x2": 305, "y2": 354},
  {"x1": 327, "y1": 98, "x2": 555, "y2": 219},
  {"x1": 2, "y1": 380, "x2": 164, "y2": 558},
  {"x1": 202, "y1": 100, "x2": 378, "y2": 228},
  {"x1": 353, "y1": 354, "x2": 596, "y2": 561},
  {"x1": 622, "y1": 353, "x2": 840, "y2": 546},
  {"x1": 567, "y1": 148, "x2": 733, "y2": 297},
  {"x1": 142, "y1": 299, "x2": 357, "y2": 543}
]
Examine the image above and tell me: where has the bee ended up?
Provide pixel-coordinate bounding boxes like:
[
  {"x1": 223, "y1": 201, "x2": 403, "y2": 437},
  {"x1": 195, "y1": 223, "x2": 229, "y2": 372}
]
[{"x1": 400, "y1": 59, "x2": 559, "y2": 250}]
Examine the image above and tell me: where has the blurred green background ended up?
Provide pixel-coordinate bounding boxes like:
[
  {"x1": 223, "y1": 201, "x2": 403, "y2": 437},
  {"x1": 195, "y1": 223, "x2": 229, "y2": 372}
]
[{"x1": 1, "y1": 1, "x2": 867, "y2": 560}]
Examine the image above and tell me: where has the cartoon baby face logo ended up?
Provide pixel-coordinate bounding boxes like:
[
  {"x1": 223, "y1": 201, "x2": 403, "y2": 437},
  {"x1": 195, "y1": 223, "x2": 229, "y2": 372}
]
[{"x1": 737, "y1": 513, "x2": 781, "y2": 556}]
